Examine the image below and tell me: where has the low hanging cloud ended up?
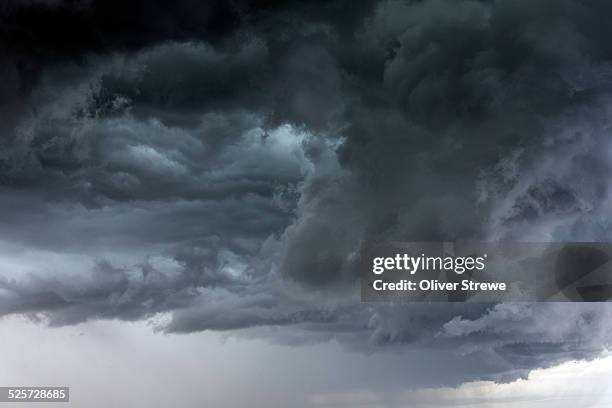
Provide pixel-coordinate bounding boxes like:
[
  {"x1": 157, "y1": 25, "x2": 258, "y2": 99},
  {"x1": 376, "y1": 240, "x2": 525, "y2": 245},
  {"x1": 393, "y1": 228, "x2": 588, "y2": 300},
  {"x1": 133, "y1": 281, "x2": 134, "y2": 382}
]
[{"x1": 1, "y1": 0, "x2": 612, "y2": 388}]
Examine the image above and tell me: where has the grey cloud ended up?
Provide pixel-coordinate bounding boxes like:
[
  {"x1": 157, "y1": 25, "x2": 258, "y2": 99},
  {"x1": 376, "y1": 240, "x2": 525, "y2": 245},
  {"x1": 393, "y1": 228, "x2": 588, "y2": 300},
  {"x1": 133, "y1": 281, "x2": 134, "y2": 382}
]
[
  {"x1": 441, "y1": 303, "x2": 612, "y2": 376},
  {"x1": 3, "y1": 0, "x2": 612, "y2": 389}
]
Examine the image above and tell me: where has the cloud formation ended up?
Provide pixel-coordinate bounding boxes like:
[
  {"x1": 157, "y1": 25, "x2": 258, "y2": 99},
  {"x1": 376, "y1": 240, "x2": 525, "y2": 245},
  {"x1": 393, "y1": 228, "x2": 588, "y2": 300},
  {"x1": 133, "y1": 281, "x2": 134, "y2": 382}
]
[{"x1": 2, "y1": 0, "x2": 612, "y2": 387}]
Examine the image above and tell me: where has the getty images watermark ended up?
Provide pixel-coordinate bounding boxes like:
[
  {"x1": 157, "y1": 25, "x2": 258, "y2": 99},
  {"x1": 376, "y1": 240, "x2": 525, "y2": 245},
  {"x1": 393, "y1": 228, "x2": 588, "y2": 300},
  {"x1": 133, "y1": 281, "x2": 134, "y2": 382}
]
[{"x1": 361, "y1": 241, "x2": 612, "y2": 302}]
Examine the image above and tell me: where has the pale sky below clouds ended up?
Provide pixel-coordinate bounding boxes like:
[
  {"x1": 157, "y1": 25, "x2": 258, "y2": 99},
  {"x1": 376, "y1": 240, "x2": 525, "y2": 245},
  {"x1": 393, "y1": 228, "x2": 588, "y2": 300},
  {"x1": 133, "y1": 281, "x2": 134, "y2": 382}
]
[
  {"x1": 311, "y1": 356, "x2": 612, "y2": 408},
  {"x1": 0, "y1": 316, "x2": 610, "y2": 408}
]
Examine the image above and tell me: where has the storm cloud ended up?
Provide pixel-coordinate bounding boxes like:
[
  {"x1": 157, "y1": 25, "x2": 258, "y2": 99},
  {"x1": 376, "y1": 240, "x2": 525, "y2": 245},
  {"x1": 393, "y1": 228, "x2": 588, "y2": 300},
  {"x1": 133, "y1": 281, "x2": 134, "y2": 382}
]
[{"x1": 2, "y1": 0, "x2": 612, "y2": 388}]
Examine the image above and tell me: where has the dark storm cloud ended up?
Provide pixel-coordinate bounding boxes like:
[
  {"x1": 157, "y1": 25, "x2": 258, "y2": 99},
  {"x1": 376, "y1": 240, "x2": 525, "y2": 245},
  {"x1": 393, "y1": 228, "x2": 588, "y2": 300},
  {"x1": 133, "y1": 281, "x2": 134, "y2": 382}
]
[
  {"x1": 0, "y1": 0, "x2": 374, "y2": 111},
  {"x1": 3, "y1": 0, "x2": 612, "y2": 387}
]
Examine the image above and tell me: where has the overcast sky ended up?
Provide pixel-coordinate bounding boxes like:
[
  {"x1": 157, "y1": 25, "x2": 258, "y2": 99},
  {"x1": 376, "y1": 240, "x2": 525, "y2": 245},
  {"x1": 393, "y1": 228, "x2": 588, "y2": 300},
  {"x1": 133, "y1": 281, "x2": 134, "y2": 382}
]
[
  {"x1": 1, "y1": 316, "x2": 611, "y2": 408},
  {"x1": 2, "y1": 0, "x2": 612, "y2": 406}
]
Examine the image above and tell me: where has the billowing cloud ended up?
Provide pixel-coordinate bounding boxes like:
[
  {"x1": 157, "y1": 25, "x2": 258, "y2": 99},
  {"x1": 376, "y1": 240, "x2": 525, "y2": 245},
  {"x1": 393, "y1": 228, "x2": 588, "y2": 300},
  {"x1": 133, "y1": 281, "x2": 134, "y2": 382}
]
[{"x1": 1, "y1": 0, "x2": 612, "y2": 389}]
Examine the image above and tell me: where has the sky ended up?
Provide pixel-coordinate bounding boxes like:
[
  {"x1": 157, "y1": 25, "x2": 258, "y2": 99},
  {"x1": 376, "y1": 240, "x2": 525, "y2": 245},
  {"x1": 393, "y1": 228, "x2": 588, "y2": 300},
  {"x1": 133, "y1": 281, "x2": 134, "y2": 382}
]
[
  {"x1": 1, "y1": 0, "x2": 612, "y2": 406},
  {"x1": 1, "y1": 316, "x2": 611, "y2": 408}
]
